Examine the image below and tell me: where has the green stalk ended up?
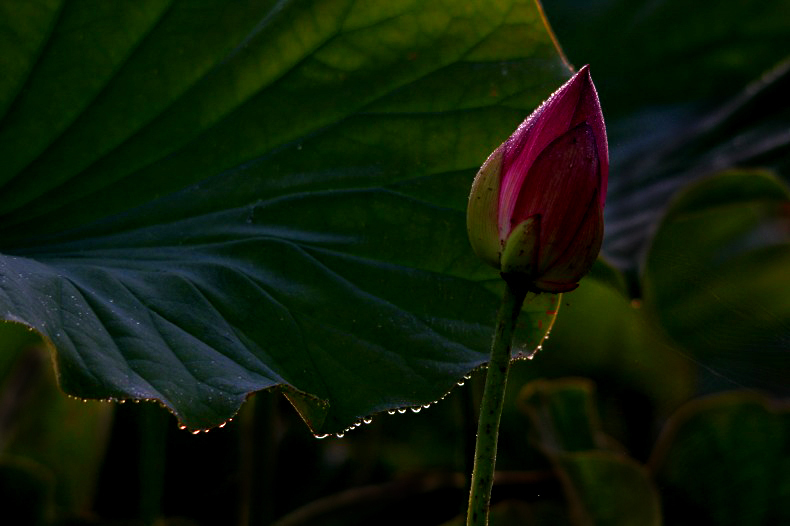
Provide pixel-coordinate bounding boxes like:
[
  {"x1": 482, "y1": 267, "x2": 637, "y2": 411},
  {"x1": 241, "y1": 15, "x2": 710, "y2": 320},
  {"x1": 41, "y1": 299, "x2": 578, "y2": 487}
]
[{"x1": 466, "y1": 278, "x2": 528, "y2": 526}]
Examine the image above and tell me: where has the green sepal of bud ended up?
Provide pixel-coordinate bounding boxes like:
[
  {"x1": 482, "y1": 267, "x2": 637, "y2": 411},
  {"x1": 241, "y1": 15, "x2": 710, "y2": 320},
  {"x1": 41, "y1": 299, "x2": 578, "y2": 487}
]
[
  {"x1": 500, "y1": 215, "x2": 540, "y2": 276},
  {"x1": 466, "y1": 147, "x2": 504, "y2": 269}
]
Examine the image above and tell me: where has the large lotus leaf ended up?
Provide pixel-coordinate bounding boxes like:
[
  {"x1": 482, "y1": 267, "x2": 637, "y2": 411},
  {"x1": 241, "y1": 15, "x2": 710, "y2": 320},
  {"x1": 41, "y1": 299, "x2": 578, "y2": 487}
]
[
  {"x1": 642, "y1": 170, "x2": 790, "y2": 395},
  {"x1": 649, "y1": 391, "x2": 790, "y2": 525},
  {"x1": 0, "y1": 1, "x2": 568, "y2": 434}
]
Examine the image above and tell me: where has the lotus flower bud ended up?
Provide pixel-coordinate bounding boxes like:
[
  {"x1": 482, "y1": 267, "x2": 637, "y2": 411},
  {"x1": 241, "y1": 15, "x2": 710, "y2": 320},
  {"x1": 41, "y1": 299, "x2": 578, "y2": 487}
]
[{"x1": 467, "y1": 65, "x2": 608, "y2": 293}]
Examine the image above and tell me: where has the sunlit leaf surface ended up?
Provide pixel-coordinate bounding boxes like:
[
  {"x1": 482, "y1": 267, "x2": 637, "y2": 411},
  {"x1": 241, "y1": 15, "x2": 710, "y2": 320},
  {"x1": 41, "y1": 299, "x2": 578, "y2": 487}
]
[{"x1": 0, "y1": 0, "x2": 567, "y2": 433}]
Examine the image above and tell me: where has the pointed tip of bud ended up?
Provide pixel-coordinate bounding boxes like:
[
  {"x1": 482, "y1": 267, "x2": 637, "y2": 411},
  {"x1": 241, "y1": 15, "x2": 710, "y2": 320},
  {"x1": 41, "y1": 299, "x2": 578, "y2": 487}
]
[{"x1": 467, "y1": 65, "x2": 608, "y2": 291}]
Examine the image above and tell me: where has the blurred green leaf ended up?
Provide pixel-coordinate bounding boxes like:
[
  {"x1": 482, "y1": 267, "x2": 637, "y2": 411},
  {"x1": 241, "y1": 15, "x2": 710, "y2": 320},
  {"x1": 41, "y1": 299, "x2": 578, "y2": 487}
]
[
  {"x1": 1, "y1": 347, "x2": 113, "y2": 513},
  {"x1": 649, "y1": 391, "x2": 790, "y2": 525},
  {"x1": 0, "y1": 321, "x2": 42, "y2": 379},
  {"x1": 519, "y1": 378, "x2": 662, "y2": 526},
  {"x1": 586, "y1": 258, "x2": 629, "y2": 298},
  {"x1": 543, "y1": 1, "x2": 790, "y2": 274},
  {"x1": 605, "y1": 61, "x2": 790, "y2": 273},
  {"x1": 0, "y1": 456, "x2": 54, "y2": 526},
  {"x1": 557, "y1": 452, "x2": 661, "y2": 526},
  {"x1": 519, "y1": 378, "x2": 603, "y2": 453},
  {"x1": 0, "y1": 1, "x2": 568, "y2": 434},
  {"x1": 512, "y1": 277, "x2": 696, "y2": 420},
  {"x1": 543, "y1": 0, "x2": 790, "y2": 118},
  {"x1": 643, "y1": 170, "x2": 790, "y2": 394}
]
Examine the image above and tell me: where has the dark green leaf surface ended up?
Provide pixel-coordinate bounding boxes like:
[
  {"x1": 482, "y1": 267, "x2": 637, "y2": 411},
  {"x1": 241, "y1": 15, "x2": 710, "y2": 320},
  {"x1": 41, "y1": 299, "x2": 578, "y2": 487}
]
[
  {"x1": 0, "y1": 1, "x2": 568, "y2": 433},
  {"x1": 650, "y1": 391, "x2": 790, "y2": 525},
  {"x1": 643, "y1": 171, "x2": 790, "y2": 395}
]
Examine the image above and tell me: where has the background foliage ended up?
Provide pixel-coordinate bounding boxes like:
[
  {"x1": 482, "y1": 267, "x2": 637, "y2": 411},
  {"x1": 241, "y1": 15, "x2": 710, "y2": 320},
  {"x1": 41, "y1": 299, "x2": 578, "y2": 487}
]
[{"x1": 0, "y1": 0, "x2": 788, "y2": 524}]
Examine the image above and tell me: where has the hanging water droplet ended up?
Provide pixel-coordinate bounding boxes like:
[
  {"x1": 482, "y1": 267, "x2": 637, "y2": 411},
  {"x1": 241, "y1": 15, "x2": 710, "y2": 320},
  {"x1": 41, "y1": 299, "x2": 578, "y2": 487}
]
[
  {"x1": 457, "y1": 380, "x2": 465, "y2": 386},
  {"x1": 335, "y1": 432, "x2": 345, "y2": 438},
  {"x1": 191, "y1": 429, "x2": 201, "y2": 435},
  {"x1": 410, "y1": 407, "x2": 421, "y2": 413},
  {"x1": 314, "y1": 434, "x2": 329, "y2": 439},
  {"x1": 526, "y1": 346, "x2": 541, "y2": 360},
  {"x1": 387, "y1": 410, "x2": 396, "y2": 415},
  {"x1": 178, "y1": 425, "x2": 187, "y2": 430},
  {"x1": 397, "y1": 408, "x2": 407, "y2": 414},
  {"x1": 464, "y1": 374, "x2": 472, "y2": 380},
  {"x1": 363, "y1": 417, "x2": 373, "y2": 424}
]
